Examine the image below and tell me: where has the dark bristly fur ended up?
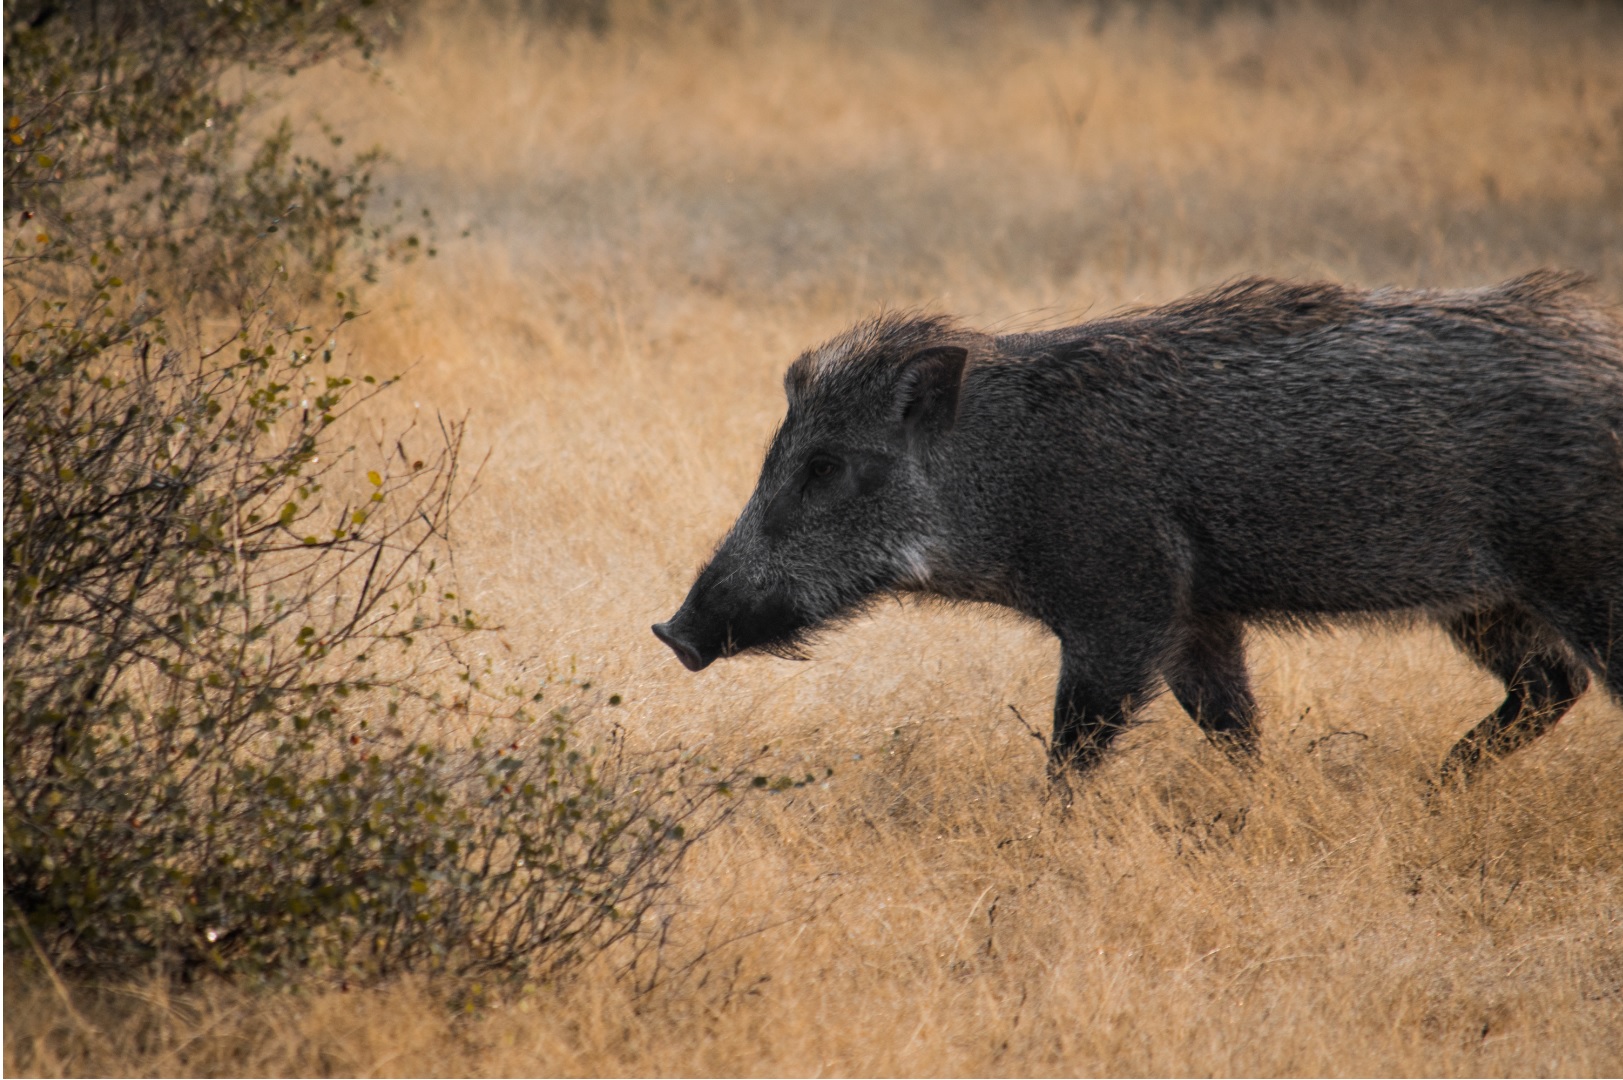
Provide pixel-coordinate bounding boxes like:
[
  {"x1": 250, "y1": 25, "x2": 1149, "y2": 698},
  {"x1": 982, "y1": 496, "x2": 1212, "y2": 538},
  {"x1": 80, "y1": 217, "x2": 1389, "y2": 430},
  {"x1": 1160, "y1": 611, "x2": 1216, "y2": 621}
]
[{"x1": 655, "y1": 271, "x2": 1623, "y2": 785}]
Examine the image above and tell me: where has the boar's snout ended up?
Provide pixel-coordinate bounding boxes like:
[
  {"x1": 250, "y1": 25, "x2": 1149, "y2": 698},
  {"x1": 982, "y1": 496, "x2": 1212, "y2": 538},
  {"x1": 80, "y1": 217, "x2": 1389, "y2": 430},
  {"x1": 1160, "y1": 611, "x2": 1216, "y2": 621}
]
[
  {"x1": 654, "y1": 546, "x2": 809, "y2": 672},
  {"x1": 651, "y1": 619, "x2": 712, "y2": 672}
]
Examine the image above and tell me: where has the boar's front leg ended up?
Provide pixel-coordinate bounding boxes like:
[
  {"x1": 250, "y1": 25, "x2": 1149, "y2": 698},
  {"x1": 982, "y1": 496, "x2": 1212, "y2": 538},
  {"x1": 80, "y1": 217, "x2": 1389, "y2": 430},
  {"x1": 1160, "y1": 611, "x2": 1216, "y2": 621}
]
[
  {"x1": 1163, "y1": 613, "x2": 1260, "y2": 761},
  {"x1": 1048, "y1": 635, "x2": 1159, "y2": 778}
]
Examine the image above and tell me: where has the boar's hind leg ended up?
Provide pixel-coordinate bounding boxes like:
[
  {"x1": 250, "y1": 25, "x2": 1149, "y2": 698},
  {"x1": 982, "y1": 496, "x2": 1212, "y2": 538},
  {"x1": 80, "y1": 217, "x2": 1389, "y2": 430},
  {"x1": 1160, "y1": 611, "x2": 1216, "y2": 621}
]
[
  {"x1": 1165, "y1": 614, "x2": 1260, "y2": 761},
  {"x1": 1048, "y1": 643, "x2": 1158, "y2": 778},
  {"x1": 1439, "y1": 605, "x2": 1590, "y2": 785},
  {"x1": 1550, "y1": 590, "x2": 1623, "y2": 702}
]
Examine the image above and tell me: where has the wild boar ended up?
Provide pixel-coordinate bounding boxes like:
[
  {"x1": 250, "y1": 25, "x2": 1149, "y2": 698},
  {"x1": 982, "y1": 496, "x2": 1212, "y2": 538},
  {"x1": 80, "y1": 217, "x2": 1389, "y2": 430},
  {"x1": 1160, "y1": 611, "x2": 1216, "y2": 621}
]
[{"x1": 654, "y1": 271, "x2": 1623, "y2": 783}]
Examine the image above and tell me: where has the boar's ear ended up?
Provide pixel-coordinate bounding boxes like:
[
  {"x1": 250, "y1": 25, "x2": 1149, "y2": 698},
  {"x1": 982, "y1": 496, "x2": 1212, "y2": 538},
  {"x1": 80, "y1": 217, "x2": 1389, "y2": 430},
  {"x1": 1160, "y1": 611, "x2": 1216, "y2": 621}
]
[{"x1": 894, "y1": 346, "x2": 968, "y2": 442}]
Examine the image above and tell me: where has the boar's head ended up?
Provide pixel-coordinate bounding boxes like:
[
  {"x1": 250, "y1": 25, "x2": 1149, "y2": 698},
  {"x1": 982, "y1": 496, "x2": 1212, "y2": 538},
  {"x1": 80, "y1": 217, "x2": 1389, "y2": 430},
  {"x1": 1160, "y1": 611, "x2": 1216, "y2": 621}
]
[{"x1": 653, "y1": 315, "x2": 973, "y2": 671}]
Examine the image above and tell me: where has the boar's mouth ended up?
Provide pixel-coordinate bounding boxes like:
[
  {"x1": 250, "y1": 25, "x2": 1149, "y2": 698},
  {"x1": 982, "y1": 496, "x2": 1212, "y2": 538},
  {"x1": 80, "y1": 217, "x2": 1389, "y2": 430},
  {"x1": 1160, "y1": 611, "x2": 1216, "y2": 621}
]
[{"x1": 651, "y1": 590, "x2": 812, "y2": 672}]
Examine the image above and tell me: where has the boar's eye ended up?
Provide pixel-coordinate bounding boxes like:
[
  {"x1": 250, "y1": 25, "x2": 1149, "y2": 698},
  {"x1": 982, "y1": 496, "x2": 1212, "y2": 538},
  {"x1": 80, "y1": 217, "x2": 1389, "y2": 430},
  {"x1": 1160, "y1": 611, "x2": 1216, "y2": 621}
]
[{"x1": 807, "y1": 456, "x2": 840, "y2": 482}]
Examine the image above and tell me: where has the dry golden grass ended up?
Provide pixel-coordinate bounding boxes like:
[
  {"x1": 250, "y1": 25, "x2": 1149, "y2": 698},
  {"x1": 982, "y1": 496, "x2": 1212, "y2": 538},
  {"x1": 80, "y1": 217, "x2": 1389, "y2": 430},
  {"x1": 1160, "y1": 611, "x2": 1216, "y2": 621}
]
[{"x1": 8, "y1": 1, "x2": 1623, "y2": 1075}]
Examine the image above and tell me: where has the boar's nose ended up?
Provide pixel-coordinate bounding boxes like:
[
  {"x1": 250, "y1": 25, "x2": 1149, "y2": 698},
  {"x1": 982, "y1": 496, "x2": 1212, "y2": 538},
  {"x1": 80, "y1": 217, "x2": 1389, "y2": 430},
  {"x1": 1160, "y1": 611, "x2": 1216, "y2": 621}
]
[{"x1": 652, "y1": 621, "x2": 711, "y2": 672}]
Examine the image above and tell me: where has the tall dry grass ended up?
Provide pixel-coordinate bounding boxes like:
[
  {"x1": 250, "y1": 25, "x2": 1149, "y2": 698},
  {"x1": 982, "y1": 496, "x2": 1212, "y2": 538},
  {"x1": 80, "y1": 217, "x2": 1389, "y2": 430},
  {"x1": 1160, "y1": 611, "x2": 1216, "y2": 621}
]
[{"x1": 7, "y1": 1, "x2": 1623, "y2": 1075}]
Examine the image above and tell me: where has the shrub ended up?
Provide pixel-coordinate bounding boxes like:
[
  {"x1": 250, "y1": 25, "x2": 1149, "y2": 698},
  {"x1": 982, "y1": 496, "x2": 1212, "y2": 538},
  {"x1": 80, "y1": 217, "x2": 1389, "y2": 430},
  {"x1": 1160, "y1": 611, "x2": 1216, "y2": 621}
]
[{"x1": 4, "y1": 0, "x2": 746, "y2": 987}]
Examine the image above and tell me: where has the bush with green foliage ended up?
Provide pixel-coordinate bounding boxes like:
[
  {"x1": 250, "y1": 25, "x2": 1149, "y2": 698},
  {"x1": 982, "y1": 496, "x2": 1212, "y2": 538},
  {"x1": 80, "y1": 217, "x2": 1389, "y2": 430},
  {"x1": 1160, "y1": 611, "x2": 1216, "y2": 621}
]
[{"x1": 4, "y1": 0, "x2": 748, "y2": 986}]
